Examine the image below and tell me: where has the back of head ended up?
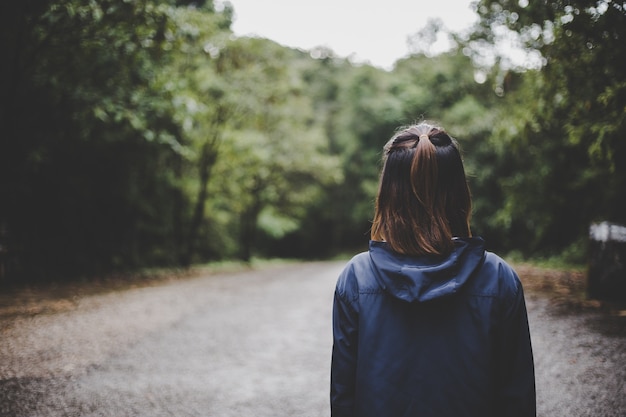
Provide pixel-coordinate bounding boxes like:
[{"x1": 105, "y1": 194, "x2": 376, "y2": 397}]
[{"x1": 371, "y1": 122, "x2": 472, "y2": 256}]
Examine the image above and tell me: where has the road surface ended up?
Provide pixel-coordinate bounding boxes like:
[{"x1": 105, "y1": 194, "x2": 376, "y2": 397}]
[{"x1": 0, "y1": 261, "x2": 624, "y2": 416}]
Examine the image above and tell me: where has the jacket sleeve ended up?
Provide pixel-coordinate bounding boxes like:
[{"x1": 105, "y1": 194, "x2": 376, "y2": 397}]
[
  {"x1": 494, "y1": 267, "x2": 536, "y2": 417},
  {"x1": 330, "y1": 265, "x2": 359, "y2": 417}
]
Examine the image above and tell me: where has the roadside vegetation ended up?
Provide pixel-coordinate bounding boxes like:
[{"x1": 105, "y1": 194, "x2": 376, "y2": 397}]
[{"x1": 1, "y1": 0, "x2": 624, "y2": 284}]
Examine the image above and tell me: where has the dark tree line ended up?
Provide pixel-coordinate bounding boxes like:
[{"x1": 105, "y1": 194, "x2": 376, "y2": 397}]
[{"x1": 1, "y1": 0, "x2": 624, "y2": 281}]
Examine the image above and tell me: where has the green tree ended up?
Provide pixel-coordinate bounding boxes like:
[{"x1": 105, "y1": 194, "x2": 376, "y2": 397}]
[
  {"x1": 207, "y1": 38, "x2": 342, "y2": 261},
  {"x1": 0, "y1": 0, "x2": 232, "y2": 278},
  {"x1": 472, "y1": 0, "x2": 626, "y2": 259}
]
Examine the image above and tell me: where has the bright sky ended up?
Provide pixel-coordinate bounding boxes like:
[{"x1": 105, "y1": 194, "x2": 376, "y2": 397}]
[{"x1": 224, "y1": 0, "x2": 479, "y2": 70}]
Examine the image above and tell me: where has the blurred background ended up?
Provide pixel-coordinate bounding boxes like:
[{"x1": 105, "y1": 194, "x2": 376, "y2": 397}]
[{"x1": 1, "y1": 0, "x2": 624, "y2": 282}]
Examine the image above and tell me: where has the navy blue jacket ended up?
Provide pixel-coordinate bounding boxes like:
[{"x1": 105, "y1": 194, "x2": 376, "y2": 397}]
[{"x1": 331, "y1": 238, "x2": 535, "y2": 417}]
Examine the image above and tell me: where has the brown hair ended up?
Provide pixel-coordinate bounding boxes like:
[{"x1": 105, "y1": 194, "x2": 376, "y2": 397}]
[{"x1": 370, "y1": 122, "x2": 472, "y2": 256}]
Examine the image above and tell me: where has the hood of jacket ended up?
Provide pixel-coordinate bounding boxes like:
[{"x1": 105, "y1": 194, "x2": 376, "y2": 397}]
[{"x1": 369, "y1": 237, "x2": 485, "y2": 303}]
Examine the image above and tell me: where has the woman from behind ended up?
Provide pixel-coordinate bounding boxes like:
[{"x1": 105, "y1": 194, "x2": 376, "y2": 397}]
[{"x1": 330, "y1": 122, "x2": 536, "y2": 417}]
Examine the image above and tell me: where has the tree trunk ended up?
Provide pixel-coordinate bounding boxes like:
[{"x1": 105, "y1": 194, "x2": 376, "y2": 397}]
[
  {"x1": 238, "y1": 177, "x2": 263, "y2": 263},
  {"x1": 181, "y1": 105, "x2": 227, "y2": 266},
  {"x1": 183, "y1": 142, "x2": 217, "y2": 266}
]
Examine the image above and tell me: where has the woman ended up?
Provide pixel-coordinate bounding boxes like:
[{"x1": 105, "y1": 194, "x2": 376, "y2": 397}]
[{"x1": 330, "y1": 122, "x2": 536, "y2": 417}]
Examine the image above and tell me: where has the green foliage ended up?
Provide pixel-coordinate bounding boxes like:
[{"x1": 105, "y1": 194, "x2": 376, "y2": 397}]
[
  {"x1": 0, "y1": 0, "x2": 231, "y2": 277},
  {"x1": 471, "y1": 0, "x2": 626, "y2": 260},
  {"x1": 3, "y1": 0, "x2": 619, "y2": 280},
  {"x1": 1, "y1": 0, "x2": 348, "y2": 276}
]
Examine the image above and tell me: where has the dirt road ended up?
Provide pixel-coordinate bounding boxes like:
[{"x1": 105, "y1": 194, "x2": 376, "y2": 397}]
[{"x1": 0, "y1": 261, "x2": 624, "y2": 416}]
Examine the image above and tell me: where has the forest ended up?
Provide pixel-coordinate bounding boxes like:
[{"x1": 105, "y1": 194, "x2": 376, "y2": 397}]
[{"x1": 0, "y1": 0, "x2": 624, "y2": 281}]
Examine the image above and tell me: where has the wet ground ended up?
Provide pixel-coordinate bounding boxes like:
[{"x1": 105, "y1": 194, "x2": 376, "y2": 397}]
[{"x1": 0, "y1": 260, "x2": 625, "y2": 416}]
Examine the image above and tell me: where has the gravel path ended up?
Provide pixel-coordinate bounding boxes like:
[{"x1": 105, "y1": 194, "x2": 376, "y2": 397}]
[{"x1": 0, "y1": 261, "x2": 624, "y2": 416}]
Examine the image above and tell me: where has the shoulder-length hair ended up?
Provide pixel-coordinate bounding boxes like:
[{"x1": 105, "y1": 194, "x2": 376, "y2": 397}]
[{"x1": 370, "y1": 122, "x2": 472, "y2": 256}]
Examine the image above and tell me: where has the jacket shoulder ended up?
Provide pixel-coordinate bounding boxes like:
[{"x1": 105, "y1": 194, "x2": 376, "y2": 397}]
[
  {"x1": 335, "y1": 252, "x2": 381, "y2": 301},
  {"x1": 471, "y1": 251, "x2": 525, "y2": 313},
  {"x1": 472, "y1": 251, "x2": 521, "y2": 292},
  {"x1": 485, "y1": 251, "x2": 522, "y2": 288}
]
